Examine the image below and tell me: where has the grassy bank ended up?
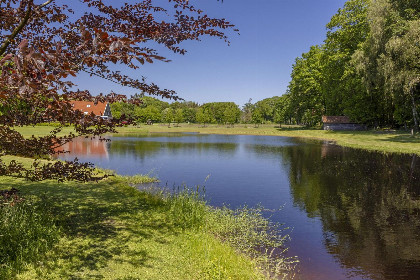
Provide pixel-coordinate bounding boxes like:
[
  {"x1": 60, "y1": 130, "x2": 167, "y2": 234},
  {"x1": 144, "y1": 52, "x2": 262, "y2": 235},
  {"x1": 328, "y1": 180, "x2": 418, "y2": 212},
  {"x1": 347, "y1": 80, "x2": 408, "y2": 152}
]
[
  {"x1": 0, "y1": 171, "x2": 295, "y2": 280},
  {"x1": 114, "y1": 124, "x2": 420, "y2": 155}
]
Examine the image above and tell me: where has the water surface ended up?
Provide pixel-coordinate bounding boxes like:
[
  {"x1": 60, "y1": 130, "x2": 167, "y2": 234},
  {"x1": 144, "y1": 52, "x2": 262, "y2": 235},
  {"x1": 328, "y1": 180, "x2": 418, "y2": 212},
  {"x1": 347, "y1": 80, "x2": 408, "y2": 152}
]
[{"x1": 57, "y1": 133, "x2": 420, "y2": 280}]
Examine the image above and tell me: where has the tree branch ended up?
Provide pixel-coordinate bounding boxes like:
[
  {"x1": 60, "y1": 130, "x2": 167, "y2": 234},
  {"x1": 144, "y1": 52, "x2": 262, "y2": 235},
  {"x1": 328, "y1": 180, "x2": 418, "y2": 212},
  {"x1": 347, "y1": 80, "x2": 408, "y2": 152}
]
[
  {"x1": 0, "y1": 3, "x2": 33, "y2": 56},
  {"x1": 0, "y1": 0, "x2": 55, "y2": 57},
  {"x1": 38, "y1": 0, "x2": 54, "y2": 10}
]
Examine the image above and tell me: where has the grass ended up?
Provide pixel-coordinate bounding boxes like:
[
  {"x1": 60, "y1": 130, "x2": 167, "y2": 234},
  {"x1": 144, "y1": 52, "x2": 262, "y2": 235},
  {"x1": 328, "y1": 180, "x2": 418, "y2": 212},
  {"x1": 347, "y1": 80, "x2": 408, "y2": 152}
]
[
  {"x1": 0, "y1": 193, "x2": 59, "y2": 280},
  {"x1": 114, "y1": 123, "x2": 420, "y2": 155},
  {"x1": 0, "y1": 173, "x2": 295, "y2": 280}
]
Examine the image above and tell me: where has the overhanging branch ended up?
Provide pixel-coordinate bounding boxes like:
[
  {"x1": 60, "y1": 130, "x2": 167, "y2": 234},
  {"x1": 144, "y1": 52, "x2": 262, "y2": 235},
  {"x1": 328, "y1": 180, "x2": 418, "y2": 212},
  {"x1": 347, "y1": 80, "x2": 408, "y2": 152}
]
[
  {"x1": 0, "y1": 0, "x2": 55, "y2": 56},
  {"x1": 0, "y1": 4, "x2": 32, "y2": 56}
]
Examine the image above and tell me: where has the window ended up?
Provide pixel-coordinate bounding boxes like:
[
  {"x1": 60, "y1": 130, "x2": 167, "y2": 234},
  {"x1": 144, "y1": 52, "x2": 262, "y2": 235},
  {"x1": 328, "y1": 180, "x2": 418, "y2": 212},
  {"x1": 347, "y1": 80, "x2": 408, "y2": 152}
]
[{"x1": 87, "y1": 105, "x2": 91, "y2": 108}]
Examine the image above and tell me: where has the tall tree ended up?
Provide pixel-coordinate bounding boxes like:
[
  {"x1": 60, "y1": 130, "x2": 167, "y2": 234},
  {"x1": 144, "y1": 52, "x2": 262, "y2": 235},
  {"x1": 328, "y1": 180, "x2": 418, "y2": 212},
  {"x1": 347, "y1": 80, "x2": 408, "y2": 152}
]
[
  {"x1": 288, "y1": 46, "x2": 325, "y2": 126},
  {"x1": 241, "y1": 98, "x2": 254, "y2": 123},
  {"x1": 353, "y1": 0, "x2": 420, "y2": 130},
  {"x1": 323, "y1": 0, "x2": 370, "y2": 118}
]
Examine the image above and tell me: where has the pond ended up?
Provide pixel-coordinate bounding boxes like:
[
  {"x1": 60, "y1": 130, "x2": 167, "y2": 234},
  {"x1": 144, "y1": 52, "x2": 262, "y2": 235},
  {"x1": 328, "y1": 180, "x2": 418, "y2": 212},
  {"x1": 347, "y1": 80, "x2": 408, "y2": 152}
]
[{"x1": 57, "y1": 133, "x2": 420, "y2": 280}]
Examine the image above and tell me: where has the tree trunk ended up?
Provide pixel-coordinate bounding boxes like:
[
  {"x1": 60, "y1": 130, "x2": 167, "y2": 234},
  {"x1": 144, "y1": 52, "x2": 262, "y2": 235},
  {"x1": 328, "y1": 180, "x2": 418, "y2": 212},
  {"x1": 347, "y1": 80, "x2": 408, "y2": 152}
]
[{"x1": 410, "y1": 86, "x2": 419, "y2": 132}]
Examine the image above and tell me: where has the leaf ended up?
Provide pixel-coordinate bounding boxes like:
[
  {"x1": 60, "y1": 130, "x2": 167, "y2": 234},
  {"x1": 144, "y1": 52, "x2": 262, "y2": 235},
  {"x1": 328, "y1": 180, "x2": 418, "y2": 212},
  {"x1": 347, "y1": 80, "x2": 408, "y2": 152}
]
[
  {"x1": 18, "y1": 39, "x2": 29, "y2": 50},
  {"x1": 136, "y1": 57, "x2": 145, "y2": 65},
  {"x1": 100, "y1": 31, "x2": 109, "y2": 40},
  {"x1": 0, "y1": 54, "x2": 13, "y2": 64}
]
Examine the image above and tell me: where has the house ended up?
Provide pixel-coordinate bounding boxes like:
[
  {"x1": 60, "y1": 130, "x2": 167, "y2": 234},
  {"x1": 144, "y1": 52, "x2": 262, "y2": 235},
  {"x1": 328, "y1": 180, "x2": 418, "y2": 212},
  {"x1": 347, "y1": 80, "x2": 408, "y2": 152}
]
[
  {"x1": 71, "y1": 101, "x2": 112, "y2": 119},
  {"x1": 322, "y1": 116, "x2": 365, "y2": 131}
]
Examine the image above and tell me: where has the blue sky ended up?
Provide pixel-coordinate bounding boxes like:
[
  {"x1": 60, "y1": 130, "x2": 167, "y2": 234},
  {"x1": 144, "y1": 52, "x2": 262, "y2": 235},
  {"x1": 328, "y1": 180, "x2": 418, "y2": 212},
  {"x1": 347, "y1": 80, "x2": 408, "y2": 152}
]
[{"x1": 75, "y1": 0, "x2": 347, "y2": 106}]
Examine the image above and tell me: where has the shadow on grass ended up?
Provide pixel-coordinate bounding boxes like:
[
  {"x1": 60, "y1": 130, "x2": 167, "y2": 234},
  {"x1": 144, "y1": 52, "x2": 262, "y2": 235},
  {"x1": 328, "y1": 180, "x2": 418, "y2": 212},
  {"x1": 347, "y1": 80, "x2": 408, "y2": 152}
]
[
  {"x1": 274, "y1": 126, "x2": 308, "y2": 131},
  {"x1": 379, "y1": 134, "x2": 420, "y2": 144},
  {"x1": 0, "y1": 178, "x2": 178, "y2": 278}
]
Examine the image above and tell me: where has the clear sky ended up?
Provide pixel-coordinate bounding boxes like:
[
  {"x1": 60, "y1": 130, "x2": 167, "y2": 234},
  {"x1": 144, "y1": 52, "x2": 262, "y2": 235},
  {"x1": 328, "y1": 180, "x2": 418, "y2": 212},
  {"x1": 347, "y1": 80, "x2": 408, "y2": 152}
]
[{"x1": 75, "y1": 0, "x2": 347, "y2": 106}]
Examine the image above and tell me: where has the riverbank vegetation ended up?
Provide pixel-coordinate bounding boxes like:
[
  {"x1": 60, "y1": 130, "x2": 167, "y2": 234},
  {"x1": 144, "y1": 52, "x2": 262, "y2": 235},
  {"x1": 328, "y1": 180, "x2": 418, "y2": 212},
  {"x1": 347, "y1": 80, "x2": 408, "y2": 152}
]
[{"x1": 0, "y1": 164, "x2": 296, "y2": 280}]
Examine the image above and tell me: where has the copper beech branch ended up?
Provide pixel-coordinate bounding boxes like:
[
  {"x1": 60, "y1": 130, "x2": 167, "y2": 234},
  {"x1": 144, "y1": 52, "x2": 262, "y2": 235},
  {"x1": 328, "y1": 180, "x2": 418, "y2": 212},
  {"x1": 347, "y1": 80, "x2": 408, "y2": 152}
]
[
  {"x1": 0, "y1": 0, "x2": 56, "y2": 56},
  {"x1": 0, "y1": 2, "x2": 33, "y2": 56}
]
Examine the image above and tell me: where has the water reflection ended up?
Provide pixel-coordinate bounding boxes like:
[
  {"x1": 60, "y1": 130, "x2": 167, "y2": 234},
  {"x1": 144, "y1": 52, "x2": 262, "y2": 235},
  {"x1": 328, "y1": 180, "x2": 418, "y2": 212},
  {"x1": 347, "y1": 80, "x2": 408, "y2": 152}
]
[
  {"x1": 57, "y1": 134, "x2": 420, "y2": 280},
  {"x1": 56, "y1": 137, "x2": 109, "y2": 159},
  {"x1": 109, "y1": 138, "x2": 238, "y2": 160},
  {"x1": 283, "y1": 142, "x2": 420, "y2": 279}
]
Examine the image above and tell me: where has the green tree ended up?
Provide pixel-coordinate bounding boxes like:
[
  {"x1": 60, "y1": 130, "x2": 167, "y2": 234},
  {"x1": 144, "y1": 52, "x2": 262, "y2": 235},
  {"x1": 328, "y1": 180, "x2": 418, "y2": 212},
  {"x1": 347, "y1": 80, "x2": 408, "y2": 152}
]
[
  {"x1": 196, "y1": 107, "x2": 213, "y2": 127},
  {"x1": 254, "y1": 97, "x2": 281, "y2": 123},
  {"x1": 352, "y1": 0, "x2": 420, "y2": 130},
  {"x1": 162, "y1": 108, "x2": 174, "y2": 127},
  {"x1": 139, "y1": 96, "x2": 170, "y2": 111},
  {"x1": 223, "y1": 103, "x2": 241, "y2": 127},
  {"x1": 251, "y1": 108, "x2": 263, "y2": 127},
  {"x1": 135, "y1": 105, "x2": 161, "y2": 123},
  {"x1": 183, "y1": 107, "x2": 197, "y2": 123},
  {"x1": 379, "y1": 13, "x2": 420, "y2": 130},
  {"x1": 174, "y1": 108, "x2": 184, "y2": 126},
  {"x1": 288, "y1": 46, "x2": 325, "y2": 126},
  {"x1": 323, "y1": 0, "x2": 370, "y2": 118},
  {"x1": 241, "y1": 98, "x2": 254, "y2": 123},
  {"x1": 273, "y1": 95, "x2": 290, "y2": 127}
]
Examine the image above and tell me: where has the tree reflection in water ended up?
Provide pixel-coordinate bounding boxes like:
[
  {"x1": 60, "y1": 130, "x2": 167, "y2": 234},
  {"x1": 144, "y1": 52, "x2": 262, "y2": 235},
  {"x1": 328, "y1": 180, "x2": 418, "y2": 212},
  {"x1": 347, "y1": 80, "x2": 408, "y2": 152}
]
[{"x1": 282, "y1": 141, "x2": 420, "y2": 280}]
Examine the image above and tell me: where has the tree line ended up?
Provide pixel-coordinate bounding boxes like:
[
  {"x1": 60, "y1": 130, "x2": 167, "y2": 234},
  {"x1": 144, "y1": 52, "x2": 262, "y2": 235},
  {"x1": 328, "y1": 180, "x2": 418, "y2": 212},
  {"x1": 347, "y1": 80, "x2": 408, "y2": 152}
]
[
  {"x1": 286, "y1": 0, "x2": 420, "y2": 130},
  {"x1": 111, "y1": 96, "x2": 294, "y2": 126}
]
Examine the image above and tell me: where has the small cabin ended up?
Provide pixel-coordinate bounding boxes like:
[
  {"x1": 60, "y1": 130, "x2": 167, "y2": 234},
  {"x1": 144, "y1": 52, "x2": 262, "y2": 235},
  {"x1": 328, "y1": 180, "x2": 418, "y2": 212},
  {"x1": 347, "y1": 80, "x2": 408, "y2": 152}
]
[
  {"x1": 71, "y1": 101, "x2": 112, "y2": 119},
  {"x1": 322, "y1": 116, "x2": 364, "y2": 131}
]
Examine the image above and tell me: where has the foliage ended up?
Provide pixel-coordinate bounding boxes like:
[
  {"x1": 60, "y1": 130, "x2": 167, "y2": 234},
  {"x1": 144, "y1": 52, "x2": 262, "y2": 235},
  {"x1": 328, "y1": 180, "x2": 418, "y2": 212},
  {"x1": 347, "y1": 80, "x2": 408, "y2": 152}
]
[
  {"x1": 285, "y1": 0, "x2": 420, "y2": 130},
  {"x1": 162, "y1": 107, "x2": 175, "y2": 126},
  {"x1": 241, "y1": 98, "x2": 254, "y2": 123},
  {"x1": 0, "y1": 0, "x2": 235, "y2": 181},
  {"x1": 174, "y1": 108, "x2": 185, "y2": 125},
  {"x1": 201, "y1": 102, "x2": 241, "y2": 125},
  {"x1": 196, "y1": 107, "x2": 213, "y2": 126}
]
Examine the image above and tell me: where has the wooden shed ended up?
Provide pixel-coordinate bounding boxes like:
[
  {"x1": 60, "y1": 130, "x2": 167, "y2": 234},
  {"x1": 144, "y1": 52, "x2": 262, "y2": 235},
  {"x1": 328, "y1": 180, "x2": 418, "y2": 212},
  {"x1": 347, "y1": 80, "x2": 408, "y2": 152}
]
[{"x1": 322, "y1": 116, "x2": 364, "y2": 131}]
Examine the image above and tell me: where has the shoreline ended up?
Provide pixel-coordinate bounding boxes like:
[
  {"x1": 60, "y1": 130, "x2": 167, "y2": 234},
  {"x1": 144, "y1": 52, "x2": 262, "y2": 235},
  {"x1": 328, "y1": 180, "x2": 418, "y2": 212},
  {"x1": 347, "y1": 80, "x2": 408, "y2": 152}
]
[{"x1": 114, "y1": 124, "x2": 420, "y2": 156}]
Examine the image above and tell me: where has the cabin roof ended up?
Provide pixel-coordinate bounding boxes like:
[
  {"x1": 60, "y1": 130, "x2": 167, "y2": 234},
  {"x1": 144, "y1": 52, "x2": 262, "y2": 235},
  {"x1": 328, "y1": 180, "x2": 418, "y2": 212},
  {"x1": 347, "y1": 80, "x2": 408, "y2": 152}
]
[
  {"x1": 322, "y1": 116, "x2": 352, "y2": 124},
  {"x1": 71, "y1": 101, "x2": 108, "y2": 116}
]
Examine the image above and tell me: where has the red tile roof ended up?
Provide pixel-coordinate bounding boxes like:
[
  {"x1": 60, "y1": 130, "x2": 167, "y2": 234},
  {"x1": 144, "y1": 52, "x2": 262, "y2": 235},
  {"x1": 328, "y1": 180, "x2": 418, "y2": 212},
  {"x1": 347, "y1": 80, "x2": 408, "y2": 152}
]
[
  {"x1": 322, "y1": 116, "x2": 352, "y2": 124},
  {"x1": 71, "y1": 101, "x2": 108, "y2": 116}
]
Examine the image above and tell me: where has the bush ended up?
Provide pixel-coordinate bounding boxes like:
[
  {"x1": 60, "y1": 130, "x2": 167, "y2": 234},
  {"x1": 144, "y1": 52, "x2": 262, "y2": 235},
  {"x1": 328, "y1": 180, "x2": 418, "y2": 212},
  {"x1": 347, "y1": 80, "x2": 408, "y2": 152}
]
[{"x1": 0, "y1": 190, "x2": 59, "y2": 279}]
